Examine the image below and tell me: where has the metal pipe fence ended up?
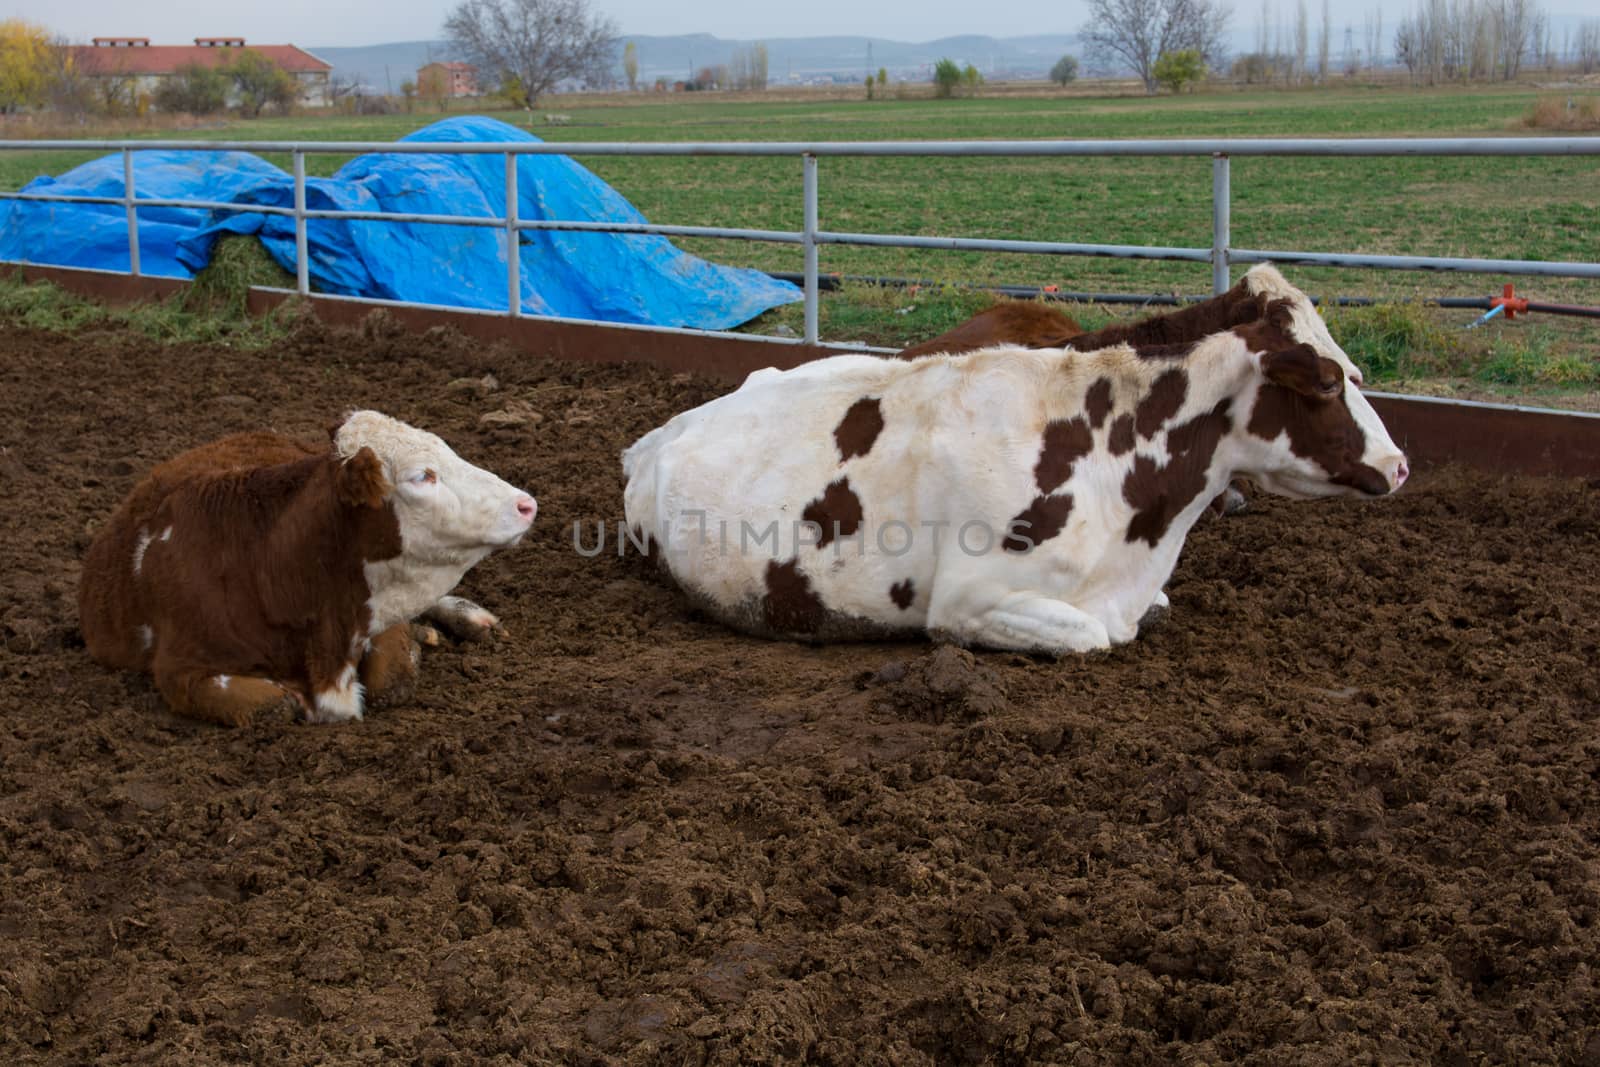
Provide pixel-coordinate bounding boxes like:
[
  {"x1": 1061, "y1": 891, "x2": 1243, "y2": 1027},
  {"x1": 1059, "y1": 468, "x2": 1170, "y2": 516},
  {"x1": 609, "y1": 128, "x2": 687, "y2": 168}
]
[{"x1": 3, "y1": 135, "x2": 1599, "y2": 346}]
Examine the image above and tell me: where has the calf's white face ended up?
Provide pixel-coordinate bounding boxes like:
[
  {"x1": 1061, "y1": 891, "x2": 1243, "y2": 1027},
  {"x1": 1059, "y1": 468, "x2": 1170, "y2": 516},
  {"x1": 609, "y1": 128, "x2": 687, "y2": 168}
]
[
  {"x1": 336, "y1": 410, "x2": 535, "y2": 634},
  {"x1": 336, "y1": 410, "x2": 536, "y2": 563}
]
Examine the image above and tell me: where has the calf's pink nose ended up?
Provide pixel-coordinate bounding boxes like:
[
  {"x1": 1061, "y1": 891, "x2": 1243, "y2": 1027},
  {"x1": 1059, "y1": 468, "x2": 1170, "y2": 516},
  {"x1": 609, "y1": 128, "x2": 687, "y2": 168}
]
[
  {"x1": 516, "y1": 494, "x2": 537, "y2": 522},
  {"x1": 1394, "y1": 460, "x2": 1409, "y2": 487}
]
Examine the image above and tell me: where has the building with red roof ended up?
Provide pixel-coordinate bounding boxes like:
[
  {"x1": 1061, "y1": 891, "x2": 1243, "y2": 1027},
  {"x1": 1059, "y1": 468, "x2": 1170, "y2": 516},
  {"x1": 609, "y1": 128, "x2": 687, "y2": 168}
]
[
  {"x1": 69, "y1": 38, "x2": 333, "y2": 110},
  {"x1": 416, "y1": 61, "x2": 480, "y2": 98}
]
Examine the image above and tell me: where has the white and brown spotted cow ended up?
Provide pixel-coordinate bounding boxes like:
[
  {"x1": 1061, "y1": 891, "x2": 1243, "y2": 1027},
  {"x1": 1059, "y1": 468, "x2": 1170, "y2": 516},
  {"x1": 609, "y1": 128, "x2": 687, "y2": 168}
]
[
  {"x1": 623, "y1": 295, "x2": 1407, "y2": 654},
  {"x1": 77, "y1": 411, "x2": 536, "y2": 726}
]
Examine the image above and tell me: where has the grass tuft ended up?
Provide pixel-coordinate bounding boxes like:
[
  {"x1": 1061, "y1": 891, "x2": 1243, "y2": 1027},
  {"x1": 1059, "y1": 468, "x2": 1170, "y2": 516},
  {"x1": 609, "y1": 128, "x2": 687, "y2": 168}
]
[
  {"x1": 0, "y1": 263, "x2": 296, "y2": 350},
  {"x1": 1472, "y1": 328, "x2": 1599, "y2": 387},
  {"x1": 1521, "y1": 95, "x2": 1600, "y2": 131},
  {"x1": 184, "y1": 234, "x2": 296, "y2": 319},
  {"x1": 1325, "y1": 302, "x2": 1459, "y2": 381}
]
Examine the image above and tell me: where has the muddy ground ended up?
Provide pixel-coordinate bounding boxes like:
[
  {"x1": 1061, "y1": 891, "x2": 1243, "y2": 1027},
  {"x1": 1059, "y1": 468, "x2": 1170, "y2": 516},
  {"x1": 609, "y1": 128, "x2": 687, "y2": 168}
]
[{"x1": 2, "y1": 309, "x2": 1599, "y2": 1065}]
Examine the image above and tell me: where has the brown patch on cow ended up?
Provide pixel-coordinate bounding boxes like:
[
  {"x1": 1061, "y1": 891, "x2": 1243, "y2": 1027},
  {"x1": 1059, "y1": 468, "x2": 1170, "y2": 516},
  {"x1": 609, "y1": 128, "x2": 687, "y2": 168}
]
[
  {"x1": 1034, "y1": 417, "x2": 1094, "y2": 495},
  {"x1": 1108, "y1": 415, "x2": 1136, "y2": 456},
  {"x1": 1123, "y1": 400, "x2": 1234, "y2": 547},
  {"x1": 763, "y1": 559, "x2": 825, "y2": 633},
  {"x1": 1231, "y1": 298, "x2": 1300, "y2": 355},
  {"x1": 1130, "y1": 341, "x2": 1199, "y2": 362},
  {"x1": 1085, "y1": 378, "x2": 1114, "y2": 430},
  {"x1": 897, "y1": 301, "x2": 1083, "y2": 359},
  {"x1": 889, "y1": 579, "x2": 916, "y2": 610},
  {"x1": 337, "y1": 446, "x2": 391, "y2": 509},
  {"x1": 1249, "y1": 347, "x2": 1388, "y2": 495},
  {"x1": 802, "y1": 478, "x2": 864, "y2": 549},
  {"x1": 1135, "y1": 369, "x2": 1188, "y2": 439},
  {"x1": 834, "y1": 397, "x2": 885, "y2": 462},
  {"x1": 1003, "y1": 493, "x2": 1075, "y2": 553},
  {"x1": 1066, "y1": 278, "x2": 1262, "y2": 351}
]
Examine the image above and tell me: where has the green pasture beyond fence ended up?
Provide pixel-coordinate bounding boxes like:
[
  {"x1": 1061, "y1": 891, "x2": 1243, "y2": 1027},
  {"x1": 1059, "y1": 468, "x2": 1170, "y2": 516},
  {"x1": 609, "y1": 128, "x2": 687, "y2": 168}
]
[{"x1": 2, "y1": 84, "x2": 1597, "y2": 306}]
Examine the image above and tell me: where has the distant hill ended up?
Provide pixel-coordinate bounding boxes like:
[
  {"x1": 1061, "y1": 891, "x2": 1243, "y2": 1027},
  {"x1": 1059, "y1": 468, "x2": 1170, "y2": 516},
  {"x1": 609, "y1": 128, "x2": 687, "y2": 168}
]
[
  {"x1": 616, "y1": 33, "x2": 1085, "y2": 84},
  {"x1": 305, "y1": 42, "x2": 460, "y2": 94},
  {"x1": 307, "y1": 33, "x2": 1087, "y2": 93},
  {"x1": 309, "y1": 13, "x2": 1600, "y2": 92}
]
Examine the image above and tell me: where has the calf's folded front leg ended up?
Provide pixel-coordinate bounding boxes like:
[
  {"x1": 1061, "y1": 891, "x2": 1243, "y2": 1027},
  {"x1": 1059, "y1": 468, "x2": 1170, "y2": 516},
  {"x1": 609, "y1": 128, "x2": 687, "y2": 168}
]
[
  {"x1": 360, "y1": 624, "x2": 422, "y2": 710},
  {"x1": 423, "y1": 595, "x2": 502, "y2": 642},
  {"x1": 153, "y1": 658, "x2": 306, "y2": 727}
]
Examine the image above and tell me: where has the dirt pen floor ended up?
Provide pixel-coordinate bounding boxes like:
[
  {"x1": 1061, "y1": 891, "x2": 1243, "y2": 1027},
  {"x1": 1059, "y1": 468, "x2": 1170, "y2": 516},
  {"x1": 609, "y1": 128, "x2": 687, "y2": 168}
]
[{"x1": 2, "y1": 310, "x2": 1599, "y2": 1065}]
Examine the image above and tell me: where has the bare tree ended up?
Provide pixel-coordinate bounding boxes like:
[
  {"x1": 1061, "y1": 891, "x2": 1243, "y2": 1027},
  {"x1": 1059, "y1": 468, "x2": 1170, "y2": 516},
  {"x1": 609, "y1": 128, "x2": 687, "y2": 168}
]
[
  {"x1": 1578, "y1": 19, "x2": 1600, "y2": 74},
  {"x1": 726, "y1": 43, "x2": 768, "y2": 90},
  {"x1": 751, "y1": 42, "x2": 769, "y2": 89},
  {"x1": 1318, "y1": 0, "x2": 1331, "y2": 79},
  {"x1": 1294, "y1": 0, "x2": 1308, "y2": 80},
  {"x1": 1081, "y1": 0, "x2": 1231, "y2": 92},
  {"x1": 1495, "y1": 0, "x2": 1537, "y2": 79},
  {"x1": 41, "y1": 35, "x2": 95, "y2": 117},
  {"x1": 443, "y1": 0, "x2": 618, "y2": 108}
]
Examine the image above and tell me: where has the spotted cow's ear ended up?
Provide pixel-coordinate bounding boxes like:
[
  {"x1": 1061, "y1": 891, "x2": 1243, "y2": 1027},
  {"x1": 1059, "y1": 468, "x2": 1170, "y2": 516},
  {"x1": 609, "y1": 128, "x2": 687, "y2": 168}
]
[
  {"x1": 1262, "y1": 344, "x2": 1343, "y2": 399},
  {"x1": 338, "y1": 447, "x2": 391, "y2": 509}
]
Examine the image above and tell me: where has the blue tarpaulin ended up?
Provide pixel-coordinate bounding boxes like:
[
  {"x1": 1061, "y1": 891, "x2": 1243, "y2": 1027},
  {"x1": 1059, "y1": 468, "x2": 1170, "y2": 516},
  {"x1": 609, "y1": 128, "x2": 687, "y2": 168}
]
[{"x1": 0, "y1": 116, "x2": 801, "y2": 330}]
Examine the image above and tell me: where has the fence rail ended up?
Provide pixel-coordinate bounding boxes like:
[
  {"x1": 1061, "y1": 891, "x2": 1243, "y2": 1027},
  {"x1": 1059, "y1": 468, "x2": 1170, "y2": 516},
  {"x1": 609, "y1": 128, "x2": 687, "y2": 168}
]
[{"x1": 3, "y1": 135, "x2": 1599, "y2": 346}]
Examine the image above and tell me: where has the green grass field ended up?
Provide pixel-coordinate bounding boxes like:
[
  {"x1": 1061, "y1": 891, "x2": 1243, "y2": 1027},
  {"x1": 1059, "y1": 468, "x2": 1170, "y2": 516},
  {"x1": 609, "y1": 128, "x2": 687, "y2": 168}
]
[{"x1": 1, "y1": 83, "x2": 1596, "y2": 398}]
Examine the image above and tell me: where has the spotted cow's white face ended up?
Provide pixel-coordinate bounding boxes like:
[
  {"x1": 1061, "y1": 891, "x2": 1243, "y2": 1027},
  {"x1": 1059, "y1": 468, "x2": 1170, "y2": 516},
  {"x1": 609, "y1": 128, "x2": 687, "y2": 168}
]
[
  {"x1": 335, "y1": 410, "x2": 536, "y2": 567},
  {"x1": 1242, "y1": 344, "x2": 1409, "y2": 501}
]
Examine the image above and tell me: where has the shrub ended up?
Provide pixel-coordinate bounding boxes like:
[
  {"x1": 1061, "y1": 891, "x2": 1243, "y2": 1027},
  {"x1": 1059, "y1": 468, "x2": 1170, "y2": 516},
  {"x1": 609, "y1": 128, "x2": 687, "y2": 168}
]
[
  {"x1": 1153, "y1": 50, "x2": 1205, "y2": 93},
  {"x1": 1050, "y1": 55, "x2": 1079, "y2": 85},
  {"x1": 933, "y1": 58, "x2": 961, "y2": 98},
  {"x1": 153, "y1": 63, "x2": 228, "y2": 115}
]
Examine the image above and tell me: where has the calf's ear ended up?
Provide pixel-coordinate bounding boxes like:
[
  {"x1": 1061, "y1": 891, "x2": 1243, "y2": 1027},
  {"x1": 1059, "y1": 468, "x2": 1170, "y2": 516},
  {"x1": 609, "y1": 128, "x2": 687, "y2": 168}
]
[
  {"x1": 338, "y1": 447, "x2": 391, "y2": 509},
  {"x1": 1262, "y1": 343, "x2": 1343, "y2": 398}
]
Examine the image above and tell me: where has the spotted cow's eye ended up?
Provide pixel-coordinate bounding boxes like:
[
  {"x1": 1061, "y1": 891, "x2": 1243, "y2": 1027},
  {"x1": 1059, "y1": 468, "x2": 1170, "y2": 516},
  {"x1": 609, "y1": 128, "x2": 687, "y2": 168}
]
[{"x1": 407, "y1": 469, "x2": 437, "y2": 486}]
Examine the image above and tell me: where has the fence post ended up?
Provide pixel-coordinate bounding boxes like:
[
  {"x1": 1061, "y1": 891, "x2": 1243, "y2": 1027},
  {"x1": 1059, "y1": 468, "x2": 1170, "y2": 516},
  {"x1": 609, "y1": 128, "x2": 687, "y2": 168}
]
[
  {"x1": 122, "y1": 149, "x2": 140, "y2": 278},
  {"x1": 802, "y1": 153, "x2": 819, "y2": 345},
  {"x1": 1211, "y1": 153, "x2": 1230, "y2": 295},
  {"x1": 506, "y1": 151, "x2": 521, "y2": 318},
  {"x1": 293, "y1": 151, "x2": 309, "y2": 296}
]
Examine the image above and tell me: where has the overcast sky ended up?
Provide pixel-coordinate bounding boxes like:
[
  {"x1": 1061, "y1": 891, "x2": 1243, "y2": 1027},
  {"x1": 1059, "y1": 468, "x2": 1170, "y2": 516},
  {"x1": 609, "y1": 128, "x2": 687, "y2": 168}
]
[{"x1": 13, "y1": 0, "x2": 1502, "y2": 51}]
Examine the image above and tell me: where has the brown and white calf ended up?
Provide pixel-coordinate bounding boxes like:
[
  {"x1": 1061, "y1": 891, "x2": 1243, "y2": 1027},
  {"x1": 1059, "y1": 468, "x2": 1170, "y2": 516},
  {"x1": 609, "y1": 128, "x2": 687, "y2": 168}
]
[
  {"x1": 77, "y1": 411, "x2": 536, "y2": 726},
  {"x1": 623, "y1": 308, "x2": 1406, "y2": 654}
]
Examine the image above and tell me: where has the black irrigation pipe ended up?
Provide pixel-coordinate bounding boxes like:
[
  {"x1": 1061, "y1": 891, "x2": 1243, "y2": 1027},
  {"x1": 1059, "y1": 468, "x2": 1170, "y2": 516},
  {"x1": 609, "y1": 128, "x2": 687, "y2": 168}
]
[{"x1": 767, "y1": 271, "x2": 1600, "y2": 318}]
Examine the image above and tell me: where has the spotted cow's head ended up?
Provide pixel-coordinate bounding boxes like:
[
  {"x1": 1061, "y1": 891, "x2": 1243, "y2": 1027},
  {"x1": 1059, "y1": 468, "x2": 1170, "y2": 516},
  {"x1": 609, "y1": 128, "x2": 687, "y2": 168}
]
[
  {"x1": 1246, "y1": 343, "x2": 1408, "y2": 499},
  {"x1": 333, "y1": 411, "x2": 536, "y2": 566}
]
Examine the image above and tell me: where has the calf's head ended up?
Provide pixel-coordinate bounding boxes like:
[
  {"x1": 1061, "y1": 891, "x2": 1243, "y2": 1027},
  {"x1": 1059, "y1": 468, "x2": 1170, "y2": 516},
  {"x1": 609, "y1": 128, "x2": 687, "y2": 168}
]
[
  {"x1": 334, "y1": 410, "x2": 536, "y2": 568},
  {"x1": 1244, "y1": 344, "x2": 1408, "y2": 499}
]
